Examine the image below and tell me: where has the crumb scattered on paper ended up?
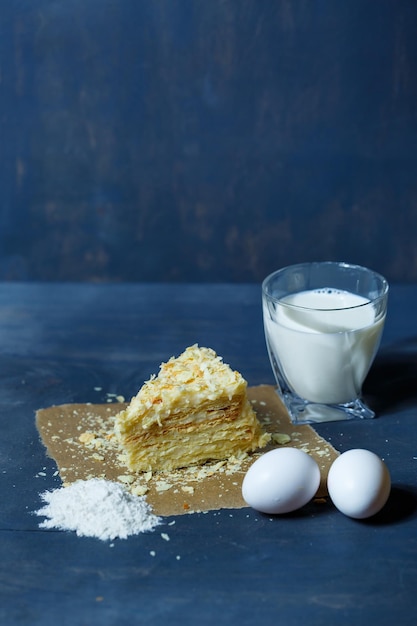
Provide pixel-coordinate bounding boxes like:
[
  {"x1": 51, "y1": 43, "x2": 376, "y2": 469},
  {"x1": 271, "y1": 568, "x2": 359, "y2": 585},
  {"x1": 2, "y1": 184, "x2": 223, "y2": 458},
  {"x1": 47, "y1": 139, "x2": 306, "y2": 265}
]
[{"x1": 36, "y1": 385, "x2": 339, "y2": 516}]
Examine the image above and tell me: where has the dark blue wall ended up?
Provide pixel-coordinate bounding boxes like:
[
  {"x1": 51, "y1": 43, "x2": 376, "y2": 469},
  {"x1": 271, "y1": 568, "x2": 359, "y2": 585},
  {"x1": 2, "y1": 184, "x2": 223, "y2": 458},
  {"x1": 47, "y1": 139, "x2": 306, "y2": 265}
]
[{"x1": 1, "y1": 1, "x2": 417, "y2": 282}]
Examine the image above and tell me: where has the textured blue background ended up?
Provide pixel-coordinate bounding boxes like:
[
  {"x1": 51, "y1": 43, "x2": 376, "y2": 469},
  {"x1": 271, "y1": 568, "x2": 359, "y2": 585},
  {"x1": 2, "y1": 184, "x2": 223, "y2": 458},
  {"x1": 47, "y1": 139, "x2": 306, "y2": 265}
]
[{"x1": 1, "y1": 0, "x2": 417, "y2": 282}]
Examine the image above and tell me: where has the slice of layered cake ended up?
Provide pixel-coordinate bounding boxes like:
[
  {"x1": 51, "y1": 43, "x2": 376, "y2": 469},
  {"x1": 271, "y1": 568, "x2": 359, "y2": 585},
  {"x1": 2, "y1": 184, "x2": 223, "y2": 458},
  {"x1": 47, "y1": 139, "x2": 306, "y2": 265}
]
[{"x1": 114, "y1": 345, "x2": 270, "y2": 472}]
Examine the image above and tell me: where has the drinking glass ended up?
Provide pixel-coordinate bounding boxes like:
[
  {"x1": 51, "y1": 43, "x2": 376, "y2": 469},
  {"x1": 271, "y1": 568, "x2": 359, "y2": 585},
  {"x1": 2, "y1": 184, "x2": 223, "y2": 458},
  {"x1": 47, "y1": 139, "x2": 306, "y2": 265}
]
[{"x1": 262, "y1": 262, "x2": 389, "y2": 424}]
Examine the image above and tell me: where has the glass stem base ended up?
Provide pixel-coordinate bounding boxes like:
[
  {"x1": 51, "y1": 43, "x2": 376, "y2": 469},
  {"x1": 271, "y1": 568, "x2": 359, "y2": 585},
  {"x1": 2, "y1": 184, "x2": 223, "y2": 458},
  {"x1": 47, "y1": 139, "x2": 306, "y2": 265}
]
[{"x1": 279, "y1": 390, "x2": 375, "y2": 425}]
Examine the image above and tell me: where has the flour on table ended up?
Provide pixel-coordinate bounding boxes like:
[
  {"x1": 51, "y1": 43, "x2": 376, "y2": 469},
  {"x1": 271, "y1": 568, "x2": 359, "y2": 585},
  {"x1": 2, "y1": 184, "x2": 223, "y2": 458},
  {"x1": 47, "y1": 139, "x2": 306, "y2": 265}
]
[{"x1": 35, "y1": 478, "x2": 162, "y2": 541}]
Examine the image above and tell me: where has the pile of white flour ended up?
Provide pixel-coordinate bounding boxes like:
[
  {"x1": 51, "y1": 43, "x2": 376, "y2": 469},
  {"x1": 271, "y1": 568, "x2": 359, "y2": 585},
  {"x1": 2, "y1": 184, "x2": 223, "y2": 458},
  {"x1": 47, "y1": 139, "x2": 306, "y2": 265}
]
[{"x1": 35, "y1": 478, "x2": 162, "y2": 541}]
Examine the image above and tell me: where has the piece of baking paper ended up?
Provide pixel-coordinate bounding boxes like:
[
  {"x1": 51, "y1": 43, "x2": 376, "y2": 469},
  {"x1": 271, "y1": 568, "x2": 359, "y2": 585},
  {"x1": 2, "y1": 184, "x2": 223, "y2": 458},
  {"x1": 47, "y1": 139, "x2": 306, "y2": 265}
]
[{"x1": 36, "y1": 385, "x2": 339, "y2": 516}]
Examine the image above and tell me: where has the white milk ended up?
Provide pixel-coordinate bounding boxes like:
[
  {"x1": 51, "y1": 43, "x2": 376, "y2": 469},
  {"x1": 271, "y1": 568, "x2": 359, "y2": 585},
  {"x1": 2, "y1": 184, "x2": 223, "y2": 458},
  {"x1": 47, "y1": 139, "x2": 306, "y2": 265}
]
[{"x1": 263, "y1": 288, "x2": 385, "y2": 405}]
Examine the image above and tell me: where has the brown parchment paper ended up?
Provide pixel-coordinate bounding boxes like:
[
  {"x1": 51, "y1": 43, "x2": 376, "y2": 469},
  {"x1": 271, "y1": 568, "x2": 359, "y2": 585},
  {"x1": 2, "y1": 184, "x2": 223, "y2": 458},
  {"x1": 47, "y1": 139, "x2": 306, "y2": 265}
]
[{"x1": 36, "y1": 385, "x2": 339, "y2": 517}]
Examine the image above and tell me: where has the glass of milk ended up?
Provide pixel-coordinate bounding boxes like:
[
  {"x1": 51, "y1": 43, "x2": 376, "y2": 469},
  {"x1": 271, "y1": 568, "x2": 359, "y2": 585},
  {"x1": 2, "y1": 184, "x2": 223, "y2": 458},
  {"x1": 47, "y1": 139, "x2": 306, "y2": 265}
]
[{"x1": 262, "y1": 262, "x2": 388, "y2": 424}]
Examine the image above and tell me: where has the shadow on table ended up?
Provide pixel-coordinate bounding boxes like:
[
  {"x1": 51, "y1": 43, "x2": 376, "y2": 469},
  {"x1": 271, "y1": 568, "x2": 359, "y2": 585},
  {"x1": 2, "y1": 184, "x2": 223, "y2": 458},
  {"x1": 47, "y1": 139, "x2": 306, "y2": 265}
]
[
  {"x1": 261, "y1": 486, "x2": 417, "y2": 525},
  {"x1": 363, "y1": 337, "x2": 417, "y2": 416},
  {"x1": 361, "y1": 485, "x2": 417, "y2": 526}
]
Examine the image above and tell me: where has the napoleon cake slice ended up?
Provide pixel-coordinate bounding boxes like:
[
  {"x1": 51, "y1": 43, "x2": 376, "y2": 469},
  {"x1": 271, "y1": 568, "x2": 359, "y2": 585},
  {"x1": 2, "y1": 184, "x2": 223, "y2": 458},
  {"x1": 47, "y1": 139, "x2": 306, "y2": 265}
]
[{"x1": 114, "y1": 345, "x2": 270, "y2": 472}]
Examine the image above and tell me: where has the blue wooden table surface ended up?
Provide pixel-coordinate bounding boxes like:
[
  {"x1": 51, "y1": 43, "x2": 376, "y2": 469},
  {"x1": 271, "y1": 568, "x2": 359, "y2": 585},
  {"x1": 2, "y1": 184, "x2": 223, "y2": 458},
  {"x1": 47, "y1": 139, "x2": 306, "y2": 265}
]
[{"x1": 1, "y1": 282, "x2": 417, "y2": 625}]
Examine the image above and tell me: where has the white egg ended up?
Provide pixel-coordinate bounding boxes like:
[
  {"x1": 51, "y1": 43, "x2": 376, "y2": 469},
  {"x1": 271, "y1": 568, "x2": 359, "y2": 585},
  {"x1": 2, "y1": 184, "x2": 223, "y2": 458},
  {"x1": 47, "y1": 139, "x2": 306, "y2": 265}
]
[
  {"x1": 242, "y1": 448, "x2": 321, "y2": 514},
  {"x1": 327, "y1": 449, "x2": 391, "y2": 519}
]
